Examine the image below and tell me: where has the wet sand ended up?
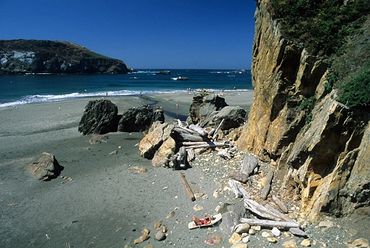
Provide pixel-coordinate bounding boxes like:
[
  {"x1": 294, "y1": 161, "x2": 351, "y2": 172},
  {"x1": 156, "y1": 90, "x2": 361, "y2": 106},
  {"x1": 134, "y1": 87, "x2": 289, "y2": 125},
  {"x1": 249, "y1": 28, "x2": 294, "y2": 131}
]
[{"x1": 0, "y1": 91, "x2": 252, "y2": 248}]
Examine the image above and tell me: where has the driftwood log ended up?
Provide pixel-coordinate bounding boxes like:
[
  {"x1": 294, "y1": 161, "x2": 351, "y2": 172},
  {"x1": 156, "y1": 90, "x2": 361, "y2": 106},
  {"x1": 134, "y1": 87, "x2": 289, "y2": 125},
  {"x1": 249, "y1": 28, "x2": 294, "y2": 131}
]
[
  {"x1": 179, "y1": 172, "x2": 195, "y2": 201},
  {"x1": 240, "y1": 218, "x2": 300, "y2": 229},
  {"x1": 189, "y1": 124, "x2": 208, "y2": 137},
  {"x1": 212, "y1": 119, "x2": 224, "y2": 140},
  {"x1": 172, "y1": 127, "x2": 205, "y2": 142},
  {"x1": 272, "y1": 196, "x2": 289, "y2": 214}
]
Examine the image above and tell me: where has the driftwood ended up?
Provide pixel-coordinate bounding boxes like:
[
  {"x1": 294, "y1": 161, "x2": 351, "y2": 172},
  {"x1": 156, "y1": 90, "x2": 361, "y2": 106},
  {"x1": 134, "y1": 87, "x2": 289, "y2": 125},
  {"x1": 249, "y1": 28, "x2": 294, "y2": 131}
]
[
  {"x1": 189, "y1": 124, "x2": 207, "y2": 137},
  {"x1": 182, "y1": 141, "x2": 209, "y2": 146},
  {"x1": 261, "y1": 170, "x2": 274, "y2": 200},
  {"x1": 240, "y1": 218, "x2": 300, "y2": 229},
  {"x1": 272, "y1": 196, "x2": 288, "y2": 214},
  {"x1": 212, "y1": 119, "x2": 224, "y2": 140},
  {"x1": 172, "y1": 127, "x2": 204, "y2": 142},
  {"x1": 179, "y1": 172, "x2": 195, "y2": 201},
  {"x1": 184, "y1": 142, "x2": 229, "y2": 150},
  {"x1": 243, "y1": 198, "x2": 287, "y2": 221},
  {"x1": 187, "y1": 148, "x2": 195, "y2": 162}
]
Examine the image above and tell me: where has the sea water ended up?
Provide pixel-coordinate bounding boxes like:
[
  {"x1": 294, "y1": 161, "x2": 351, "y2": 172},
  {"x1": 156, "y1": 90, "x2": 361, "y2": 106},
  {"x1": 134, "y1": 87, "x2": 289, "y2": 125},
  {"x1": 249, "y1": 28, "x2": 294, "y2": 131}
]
[{"x1": 0, "y1": 69, "x2": 252, "y2": 107}]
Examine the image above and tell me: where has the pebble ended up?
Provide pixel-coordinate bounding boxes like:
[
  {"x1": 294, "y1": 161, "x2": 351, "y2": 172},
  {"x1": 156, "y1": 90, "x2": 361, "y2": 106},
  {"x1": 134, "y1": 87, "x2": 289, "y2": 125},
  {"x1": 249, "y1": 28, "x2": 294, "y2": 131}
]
[
  {"x1": 261, "y1": 231, "x2": 270, "y2": 238},
  {"x1": 193, "y1": 204, "x2": 203, "y2": 211},
  {"x1": 234, "y1": 223, "x2": 250, "y2": 234},
  {"x1": 251, "y1": 225, "x2": 261, "y2": 231},
  {"x1": 248, "y1": 229, "x2": 256, "y2": 235},
  {"x1": 155, "y1": 230, "x2": 166, "y2": 241},
  {"x1": 271, "y1": 227, "x2": 281, "y2": 237},
  {"x1": 267, "y1": 237, "x2": 278, "y2": 243},
  {"x1": 229, "y1": 232, "x2": 242, "y2": 245},
  {"x1": 318, "y1": 220, "x2": 334, "y2": 228},
  {"x1": 301, "y1": 239, "x2": 311, "y2": 247},
  {"x1": 283, "y1": 240, "x2": 297, "y2": 248},
  {"x1": 242, "y1": 236, "x2": 250, "y2": 243},
  {"x1": 348, "y1": 238, "x2": 369, "y2": 248}
]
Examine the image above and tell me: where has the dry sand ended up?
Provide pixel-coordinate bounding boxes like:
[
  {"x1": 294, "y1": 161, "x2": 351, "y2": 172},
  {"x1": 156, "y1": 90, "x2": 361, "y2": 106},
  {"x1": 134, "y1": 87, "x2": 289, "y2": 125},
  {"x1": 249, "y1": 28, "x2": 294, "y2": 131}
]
[{"x1": 0, "y1": 91, "x2": 252, "y2": 248}]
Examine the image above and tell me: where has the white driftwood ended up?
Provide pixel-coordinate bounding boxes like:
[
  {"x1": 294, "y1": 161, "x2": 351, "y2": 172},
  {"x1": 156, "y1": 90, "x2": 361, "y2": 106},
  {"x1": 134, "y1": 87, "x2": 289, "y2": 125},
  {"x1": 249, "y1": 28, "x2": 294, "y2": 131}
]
[
  {"x1": 189, "y1": 124, "x2": 207, "y2": 137},
  {"x1": 172, "y1": 127, "x2": 204, "y2": 142},
  {"x1": 187, "y1": 148, "x2": 195, "y2": 162},
  {"x1": 184, "y1": 142, "x2": 229, "y2": 150},
  {"x1": 261, "y1": 170, "x2": 274, "y2": 200},
  {"x1": 212, "y1": 119, "x2": 224, "y2": 140},
  {"x1": 240, "y1": 218, "x2": 300, "y2": 229},
  {"x1": 228, "y1": 179, "x2": 243, "y2": 198},
  {"x1": 176, "y1": 119, "x2": 185, "y2": 128},
  {"x1": 182, "y1": 141, "x2": 210, "y2": 146},
  {"x1": 272, "y1": 196, "x2": 288, "y2": 214}
]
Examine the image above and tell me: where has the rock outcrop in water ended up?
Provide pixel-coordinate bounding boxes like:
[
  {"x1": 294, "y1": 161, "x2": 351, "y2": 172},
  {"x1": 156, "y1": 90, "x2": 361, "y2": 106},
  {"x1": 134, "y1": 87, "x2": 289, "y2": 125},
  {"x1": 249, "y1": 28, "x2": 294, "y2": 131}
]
[
  {"x1": 0, "y1": 39, "x2": 129, "y2": 74},
  {"x1": 237, "y1": 0, "x2": 369, "y2": 220}
]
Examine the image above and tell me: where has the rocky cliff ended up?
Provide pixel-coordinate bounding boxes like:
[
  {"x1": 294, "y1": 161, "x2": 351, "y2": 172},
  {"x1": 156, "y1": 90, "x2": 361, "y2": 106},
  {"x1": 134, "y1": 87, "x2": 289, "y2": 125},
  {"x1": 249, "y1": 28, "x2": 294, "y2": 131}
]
[
  {"x1": 0, "y1": 40, "x2": 129, "y2": 74},
  {"x1": 237, "y1": 0, "x2": 369, "y2": 221}
]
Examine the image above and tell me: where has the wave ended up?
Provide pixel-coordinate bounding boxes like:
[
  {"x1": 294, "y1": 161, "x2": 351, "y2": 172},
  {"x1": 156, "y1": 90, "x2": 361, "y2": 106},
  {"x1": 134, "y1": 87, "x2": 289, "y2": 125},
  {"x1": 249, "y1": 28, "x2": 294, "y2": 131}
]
[{"x1": 0, "y1": 88, "x2": 251, "y2": 108}]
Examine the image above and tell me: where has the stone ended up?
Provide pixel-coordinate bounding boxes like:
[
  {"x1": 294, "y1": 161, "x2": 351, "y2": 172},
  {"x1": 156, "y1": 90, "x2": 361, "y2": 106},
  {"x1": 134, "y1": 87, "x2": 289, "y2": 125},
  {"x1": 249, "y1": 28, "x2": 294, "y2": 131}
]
[
  {"x1": 240, "y1": 154, "x2": 258, "y2": 176},
  {"x1": 267, "y1": 237, "x2": 278, "y2": 243},
  {"x1": 78, "y1": 100, "x2": 118, "y2": 135},
  {"x1": 118, "y1": 105, "x2": 164, "y2": 132},
  {"x1": 231, "y1": 172, "x2": 249, "y2": 184},
  {"x1": 289, "y1": 227, "x2": 308, "y2": 237},
  {"x1": 261, "y1": 231, "x2": 271, "y2": 238},
  {"x1": 251, "y1": 225, "x2": 261, "y2": 231},
  {"x1": 283, "y1": 240, "x2": 298, "y2": 248},
  {"x1": 301, "y1": 239, "x2": 311, "y2": 247},
  {"x1": 271, "y1": 227, "x2": 281, "y2": 237},
  {"x1": 187, "y1": 91, "x2": 228, "y2": 125},
  {"x1": 229, "y1": 232, "x2": 242, "y2": 245},
  {"x1": 154, "y1": 230, "x2": 166, "y2": 241},
  {"x1": 318, "y1": 220, "x2": 334, "y2": 228},
  {"x1": 133, "y1": 228, "x2": 150, "y2": 244},
  {"x1": 152, "y1": 137, "x2": 177, "y2": 167},
  {"x1": 220, "y1": 202, "x2": 247, "y2": 235},
  {"x1": 242, "y1": 235, "x2": 250, "y2": 243},
  {"x1": 139, "y1": 122, "x2": 173, "y2": 159},
  {"x1": 234, "y1": 223, "x2": 250, "y2": 234},
  {"x1": 348, "y1": 238, "x2": 369, "y2": 248},
  {"x1": 28, "y1": 152, "x2": 62, "y2": 181},
  {"x1": 202, "y1": 106, "x2": 247, "y2": 130}
]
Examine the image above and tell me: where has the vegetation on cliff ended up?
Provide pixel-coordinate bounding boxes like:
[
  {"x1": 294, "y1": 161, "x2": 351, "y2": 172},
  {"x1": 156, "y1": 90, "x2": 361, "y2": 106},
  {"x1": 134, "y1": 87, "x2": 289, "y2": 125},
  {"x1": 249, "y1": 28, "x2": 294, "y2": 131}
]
[{"x1": 269, "y1": 0, "x2": 370, "y2": 108}]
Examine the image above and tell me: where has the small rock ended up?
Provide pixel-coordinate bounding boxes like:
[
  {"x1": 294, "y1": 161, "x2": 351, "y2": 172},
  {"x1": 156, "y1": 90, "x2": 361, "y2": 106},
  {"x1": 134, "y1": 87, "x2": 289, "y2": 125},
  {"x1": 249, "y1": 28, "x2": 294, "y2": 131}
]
[
  {"x1": 271, "y1": 227, "x2": 281, "y2": 237},
  {"x1": 289, "y1": 227, "x2": 308, "y2": 237},
  {"x1": 283, "y1": 240, "x2": 298, "y2": 248},
  {"x1": 348, "y1": 238, "x2": 369, "y2": 248},
  {"x1": 234, "y1": 223, "x2": 250, "y2": 234},
  {"x1": 318, "y1": 220, "x2": 334, "y2": 228},
  {"x1": 133, "y1": 228, "x2": 150, "y2": 244},
  {"x1": 193, "y1": 204, "x2": 204, "y2": 211},
  {"x1": 301, "y1": 239, "x2": 311, "y2": 247},
  {"x1": 153, "y1": 220, "x2": 162, "y2": 230},
  {"x1": 28, "y1": 152, "x2": 62, "y2": 181},
  {"x1": 194, "y1": 192, "x2": 205, "y2": 199},
  {"x1": 251, "y1": 225, "x2": 261, "y2": 231},
  {"x1": 108, "y1": 150, "x2": 118, "y2": 155},
  {"x1": 155, "y1": 230, "x2": 166, "y2": 241},
  {"x1": 261, "y1": 231, "x2": 271, "y2": 238},
  {"x1": 229, "y1": 232, "x2": 242, "y2": 245},
  {"x1": 204, "y1": 233, "x2": 222, "y2": 246},
  {"x1": 128, "y1": 166, "x2": 147, "y2": 174},
  {"x1": 248, "y1": 229, "x2": 256, "y2": 235},
  {"x1": 242, "y1": 235, "x2": 250, "y2": 243},
  {"x1": 267, "y1": 237, "x2": 278, "y2": 243}
]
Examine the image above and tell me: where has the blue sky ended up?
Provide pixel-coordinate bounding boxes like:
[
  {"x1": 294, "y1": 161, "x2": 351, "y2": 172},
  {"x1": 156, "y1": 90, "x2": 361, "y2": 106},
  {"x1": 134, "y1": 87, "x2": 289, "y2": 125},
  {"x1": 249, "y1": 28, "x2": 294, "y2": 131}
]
[{"x1": 0, "y1": 0, "x2": 256, "y2": 69}]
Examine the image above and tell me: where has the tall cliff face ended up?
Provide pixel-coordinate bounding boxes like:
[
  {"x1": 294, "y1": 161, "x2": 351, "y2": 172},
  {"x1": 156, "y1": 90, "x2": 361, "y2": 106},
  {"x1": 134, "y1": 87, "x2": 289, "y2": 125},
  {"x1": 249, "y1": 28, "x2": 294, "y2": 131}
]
[
  {"x1": 237, "y1": 1, "x2": 369, "y2": 220},
  {"x1": 0, "y1": 40, "x2": 129, "y2": 74}
]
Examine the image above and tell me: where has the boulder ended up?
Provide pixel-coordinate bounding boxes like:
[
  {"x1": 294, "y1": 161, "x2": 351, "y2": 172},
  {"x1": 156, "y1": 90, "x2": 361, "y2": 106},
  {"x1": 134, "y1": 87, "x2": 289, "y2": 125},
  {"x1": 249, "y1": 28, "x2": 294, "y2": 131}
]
[
  {"x1": 139, "y1": 122, "x2": 174, "y2": 159},
  {"x1": 202, "y1": 106, "x2": 247, "y2": 130},
  {"x1": 188, "y1": 91, "x2": 228, "y2": 125},
  {"x1": 118, "y1": 105, "x2": 164, "y2": 132},
  {"x1": 152, "y1": 137, "x2": 177, "y2": 167},
  {"x1": 28, "y1": 152, "x2": 62, "y2": 181},
  {"x1": 220, "y1": 202, "x2": 247, "y2": 235},
  {"x1": 78, "y1": 100, "x2": 118, "y2": 135}
]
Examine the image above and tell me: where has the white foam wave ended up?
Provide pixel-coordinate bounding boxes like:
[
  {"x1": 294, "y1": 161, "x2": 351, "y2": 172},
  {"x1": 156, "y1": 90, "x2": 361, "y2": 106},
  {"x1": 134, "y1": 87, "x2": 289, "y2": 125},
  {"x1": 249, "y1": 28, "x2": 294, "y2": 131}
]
[{"x1": 0, "y1": 88, "x2": 251, "y2": 108}]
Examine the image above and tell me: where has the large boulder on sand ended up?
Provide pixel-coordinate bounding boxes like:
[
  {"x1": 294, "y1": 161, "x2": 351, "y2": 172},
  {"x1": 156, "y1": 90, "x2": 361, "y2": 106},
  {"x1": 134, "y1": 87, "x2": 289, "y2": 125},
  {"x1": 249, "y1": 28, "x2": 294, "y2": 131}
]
[
  {"x1": 78, "y1": 100, "x2": 118, "y2": 135},
  {"x1": 202, "y1": 106, "x2": 247, "y2": 130},
  {"x1": 118, "y1": 105, "x2": 164, "y2": 132},
  {"x1": 152, "y1": 137, "x2": 177, "y2": 167},
  {"x1": 188, "y1": 91, "x2": 228, "y2": 125},
  {"x1": 139, "y1": 122, "x2": 174, "y2": 159},
  {"x1": 28, "y1": 152, "x2": 62, "y2": 181}
]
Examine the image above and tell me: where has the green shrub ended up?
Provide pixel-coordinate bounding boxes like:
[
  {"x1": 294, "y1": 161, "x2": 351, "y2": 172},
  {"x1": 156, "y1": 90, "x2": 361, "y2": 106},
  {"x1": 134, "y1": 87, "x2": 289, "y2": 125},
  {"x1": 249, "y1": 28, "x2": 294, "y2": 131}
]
[
  {"x1": 298, "y1": 96, "x2": 316, "y2": 124},
  {"x1": 338, "y1": 63, "x2": 370, "y2": 108},
  {"x1": 269, "y1": 0, "x2": 370, "y2": 57}
]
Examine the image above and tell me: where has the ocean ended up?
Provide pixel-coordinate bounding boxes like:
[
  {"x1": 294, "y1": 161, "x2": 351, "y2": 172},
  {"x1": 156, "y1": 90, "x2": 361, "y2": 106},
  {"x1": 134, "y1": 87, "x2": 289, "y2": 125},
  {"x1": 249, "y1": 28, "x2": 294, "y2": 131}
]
[{"x1": 0, "y1": 69, "x2": 252, "y2": 107}]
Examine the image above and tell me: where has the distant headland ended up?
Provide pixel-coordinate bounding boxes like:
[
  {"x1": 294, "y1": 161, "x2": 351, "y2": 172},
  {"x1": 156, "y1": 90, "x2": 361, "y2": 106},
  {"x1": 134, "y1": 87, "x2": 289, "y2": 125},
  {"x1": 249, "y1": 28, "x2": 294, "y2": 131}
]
[{"x1": 0, "y1": 39, "x2": 129, "y2": 75}]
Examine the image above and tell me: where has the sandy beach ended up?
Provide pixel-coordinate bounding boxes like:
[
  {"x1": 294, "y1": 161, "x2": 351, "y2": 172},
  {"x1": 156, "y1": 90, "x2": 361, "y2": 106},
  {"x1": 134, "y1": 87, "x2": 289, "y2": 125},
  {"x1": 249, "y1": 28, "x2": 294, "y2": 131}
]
[{"x1": 0, "y1": 91, "x2": 253, "y2": 248}]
